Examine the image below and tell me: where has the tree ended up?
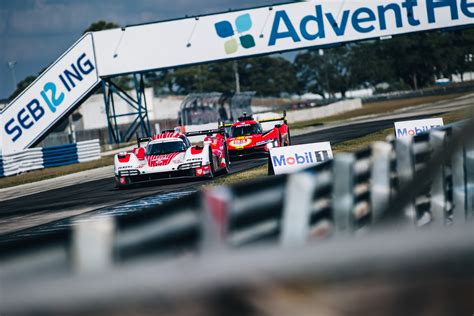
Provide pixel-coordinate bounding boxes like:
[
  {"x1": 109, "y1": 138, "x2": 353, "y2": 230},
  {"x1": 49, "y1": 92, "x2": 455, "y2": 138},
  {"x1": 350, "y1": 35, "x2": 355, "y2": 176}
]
[
  {"x1": 295, "y1": 46, "x2": 352, "y2": 98},
  {"x1": 8, "y1": 75, "x2": 37, "y2": 100},
  {"x1": 239, "y1": 56, "x2": 299, "y2": 97},
  {"x1": 83, "y1": 21, "x2": 119, "y2": 34}
]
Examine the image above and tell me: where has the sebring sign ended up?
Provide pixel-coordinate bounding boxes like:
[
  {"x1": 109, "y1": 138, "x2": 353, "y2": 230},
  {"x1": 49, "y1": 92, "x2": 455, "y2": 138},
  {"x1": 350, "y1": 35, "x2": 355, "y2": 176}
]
[{"x1": 0, "y1": 34, "x2": 99, "y2": 155}]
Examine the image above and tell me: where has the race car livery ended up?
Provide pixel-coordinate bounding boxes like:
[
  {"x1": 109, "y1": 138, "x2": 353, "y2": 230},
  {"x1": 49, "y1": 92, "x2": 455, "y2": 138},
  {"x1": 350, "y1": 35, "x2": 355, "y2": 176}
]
[
  {"x1": 221, "y1": 112, "x2": 290, "y2": 159},
  {"x1": 114, "y1": 129, "x2": 230, "y2": 188}
]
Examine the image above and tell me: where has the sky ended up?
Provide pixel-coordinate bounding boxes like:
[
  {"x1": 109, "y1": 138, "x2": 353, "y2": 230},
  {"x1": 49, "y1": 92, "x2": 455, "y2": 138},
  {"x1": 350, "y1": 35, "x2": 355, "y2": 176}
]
[{"x1": 0, "y1": 0, "x2": 293, "y2": 99}]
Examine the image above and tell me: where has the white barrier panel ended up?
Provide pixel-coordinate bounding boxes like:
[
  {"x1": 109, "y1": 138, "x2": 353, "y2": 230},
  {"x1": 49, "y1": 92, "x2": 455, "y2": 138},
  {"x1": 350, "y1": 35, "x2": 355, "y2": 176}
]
[
  {"x1": 286, "y1": 99, "x2": 362, "y2": 123},
  {"x1": 93, "y1": 1, "x2": 474, "y2": 77},
  {"x1": 0, "y1": 140, "x2": 101, "y2": 177},
  {"x1": 1, "y1": 148, "x2": 44, "y2": 177},
  {"x1": 0, "y1": 34, "x2": 100, "y2": 155},
  {"x1": 394, "y1": 118, "x2": 444, "y2": 138},
  {"x1": 270, "y1": 142, "x2": 333, "y2": 175}
]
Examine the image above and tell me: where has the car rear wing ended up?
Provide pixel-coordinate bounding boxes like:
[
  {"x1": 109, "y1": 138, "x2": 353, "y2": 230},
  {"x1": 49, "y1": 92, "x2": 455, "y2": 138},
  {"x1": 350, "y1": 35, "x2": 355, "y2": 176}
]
[
  {"x1": 137, "y1": 136, "x2": 151, "y2": 148},
  {"x1": 185, "y1": 128, "x2": 226, "y2": 138},
  {"x1": 218, "y1": 111, "x2": 287, "y2": 128},
  {"x1": 257, "y1": 110, "x2": 288, "y2": 125}
]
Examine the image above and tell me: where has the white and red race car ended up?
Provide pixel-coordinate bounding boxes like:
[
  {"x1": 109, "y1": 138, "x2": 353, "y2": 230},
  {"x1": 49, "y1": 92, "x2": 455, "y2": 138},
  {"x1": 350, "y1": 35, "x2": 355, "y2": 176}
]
[{"x1": 114, "y1": 129, "x2": 230, "y2": 188}]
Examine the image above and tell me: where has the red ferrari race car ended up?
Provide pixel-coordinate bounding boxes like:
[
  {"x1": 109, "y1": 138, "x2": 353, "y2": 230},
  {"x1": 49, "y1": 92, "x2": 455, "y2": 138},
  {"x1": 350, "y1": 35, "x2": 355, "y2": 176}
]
[
  {"x1": 114, "y1": 128, "x2": 230, "y2": 188},
  {"x1": 221, "y1": 112, "x2": 291, "y2": 160}
]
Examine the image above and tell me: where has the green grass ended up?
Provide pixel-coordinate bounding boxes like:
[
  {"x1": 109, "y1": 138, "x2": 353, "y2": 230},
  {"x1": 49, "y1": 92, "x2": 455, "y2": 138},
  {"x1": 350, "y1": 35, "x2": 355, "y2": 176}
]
[
  {"x1": 290, "y1": 92, "x2": 468, "y2": 130},
  {"x1": 201, "y1": 164, "x2": 269, "y2": 188}
]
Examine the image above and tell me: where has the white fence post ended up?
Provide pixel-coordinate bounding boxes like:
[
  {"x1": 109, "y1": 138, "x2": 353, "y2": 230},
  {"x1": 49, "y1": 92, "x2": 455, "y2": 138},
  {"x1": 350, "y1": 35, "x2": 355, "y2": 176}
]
[
  {"x1": 370, "y1": 142, "x2": 393, "y2": 223},
  {"x1": 333, "y1": 153, "x2": 356, "y2": 234},
  {"x1": 395, "y1": 137, "x2": 416, "y2": 225},
  {"x1": 200, "y1": 186, "x2": 232, "y2": 251},
  {"x1": 280, "y1": 171, "x2": 317, "y2": 247},
  {"x1": 429, "y1": 130, "x2": 448, "y2": 226},
  {"x1": 451, "y1": 126, "x2": 466, "y2": 222},
  {"x1": 73, "y1": 217, "x2": 114, "y2": 273},
  {"x1": 465, "y1": 132, "x2": 474, "y2": 220}
]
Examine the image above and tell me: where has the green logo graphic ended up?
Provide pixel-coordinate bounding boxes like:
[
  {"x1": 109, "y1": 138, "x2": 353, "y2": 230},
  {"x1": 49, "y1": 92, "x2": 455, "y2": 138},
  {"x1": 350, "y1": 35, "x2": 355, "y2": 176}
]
[{"x1": 214, "y1": 13, "x2": 256, "y2": 54}]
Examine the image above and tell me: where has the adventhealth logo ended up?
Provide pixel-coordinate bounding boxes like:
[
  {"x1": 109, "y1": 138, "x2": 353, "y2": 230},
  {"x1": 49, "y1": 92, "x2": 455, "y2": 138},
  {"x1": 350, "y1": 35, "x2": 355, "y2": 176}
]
[{"x1": 214, "y1": 13, "x2": 256, "y2": 54}]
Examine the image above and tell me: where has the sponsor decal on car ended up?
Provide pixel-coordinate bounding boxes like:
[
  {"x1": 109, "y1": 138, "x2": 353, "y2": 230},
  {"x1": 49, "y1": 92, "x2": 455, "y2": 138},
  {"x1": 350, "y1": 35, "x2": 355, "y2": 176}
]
[{"x1": 229, "y1": 137, "x2": 252, "y2": 148}]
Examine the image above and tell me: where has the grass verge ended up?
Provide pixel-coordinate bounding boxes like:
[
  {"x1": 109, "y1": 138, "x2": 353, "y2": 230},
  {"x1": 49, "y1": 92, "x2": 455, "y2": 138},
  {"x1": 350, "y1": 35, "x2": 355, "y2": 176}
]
[{"x1": 290, "y1": 92, "x2": 468, "y2": 130}]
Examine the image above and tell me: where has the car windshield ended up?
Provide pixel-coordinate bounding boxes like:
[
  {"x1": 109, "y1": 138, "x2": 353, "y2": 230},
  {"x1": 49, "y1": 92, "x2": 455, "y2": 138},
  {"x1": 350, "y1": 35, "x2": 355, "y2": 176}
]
[
  {"x1": 146, "y1": 141, "x2": 187, "y2": 155},
  {"x1": 230, "y1": 124, "x2": 262, "y2": 137}
]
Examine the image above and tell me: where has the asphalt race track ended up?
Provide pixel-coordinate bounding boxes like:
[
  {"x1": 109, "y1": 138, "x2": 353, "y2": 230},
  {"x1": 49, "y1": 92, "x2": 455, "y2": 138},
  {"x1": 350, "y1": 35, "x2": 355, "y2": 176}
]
[{"x1": 0, "y1": 111, "x2": 453, "y2": 238}]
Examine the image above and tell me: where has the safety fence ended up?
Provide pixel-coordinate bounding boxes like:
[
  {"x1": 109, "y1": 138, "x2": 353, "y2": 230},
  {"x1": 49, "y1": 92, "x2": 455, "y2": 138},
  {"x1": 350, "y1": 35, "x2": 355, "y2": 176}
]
[
  {"x1": 1, "y1": 121, "x2": 473, "y2": 281},
  {"x1": 0, "y1": 139, "x2": 101, "y2": 178}
]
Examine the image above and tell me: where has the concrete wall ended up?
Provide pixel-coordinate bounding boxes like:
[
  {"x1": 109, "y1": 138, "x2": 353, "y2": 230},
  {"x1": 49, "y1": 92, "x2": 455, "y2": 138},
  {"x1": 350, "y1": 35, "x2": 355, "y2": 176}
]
[
  {"x1": 152, "y1": 96, "x2": 184, "y2": 120},
  {"x1": 286, "y1": 99, "x2": 362, "y2": 124}
]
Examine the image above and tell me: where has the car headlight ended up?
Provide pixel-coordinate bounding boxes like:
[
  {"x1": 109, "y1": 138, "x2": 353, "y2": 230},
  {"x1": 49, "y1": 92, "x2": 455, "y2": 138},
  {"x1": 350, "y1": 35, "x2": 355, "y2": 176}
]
[
  {"x1": 178, "y1": 161, "x2": 202, "y2": 170},
  {"x1": 256, "y1": 140, "x2": 272, "y2": 146}
]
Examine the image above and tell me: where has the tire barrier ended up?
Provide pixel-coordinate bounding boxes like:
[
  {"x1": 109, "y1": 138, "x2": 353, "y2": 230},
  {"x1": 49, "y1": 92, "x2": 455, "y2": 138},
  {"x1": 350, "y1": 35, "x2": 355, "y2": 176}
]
[
  {"x1": 1, "y1": 121, "x2": 473, "y2": 279},
  {"x1": 0, "y1": 139, "x2": 101, "y2": 178}
]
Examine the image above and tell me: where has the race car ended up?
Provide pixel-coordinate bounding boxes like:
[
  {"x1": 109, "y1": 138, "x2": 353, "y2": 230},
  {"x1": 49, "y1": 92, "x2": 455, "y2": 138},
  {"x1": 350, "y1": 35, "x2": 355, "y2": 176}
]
[
  {"x1": 220, "y1": 112, "x2": 291, "y2": 160},
  {"x1": 114, "y1": 128, "x2": 230, "y2": 188}
]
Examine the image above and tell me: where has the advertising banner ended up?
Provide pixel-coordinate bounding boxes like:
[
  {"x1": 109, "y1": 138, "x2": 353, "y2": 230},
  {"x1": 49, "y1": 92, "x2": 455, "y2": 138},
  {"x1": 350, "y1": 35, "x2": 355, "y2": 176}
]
[
  {"x1": 93, "y1": 0, "x2": 474, "y2": 77},
  {"x1": 394, "y1": 118, "x2": 444, "y2": 138},
  {"x1": 270, "y1": 142, "x2": 333, "y2": 175},
  {"x1": 0, "y1": 34, "x2": 99, "y2": 155}
]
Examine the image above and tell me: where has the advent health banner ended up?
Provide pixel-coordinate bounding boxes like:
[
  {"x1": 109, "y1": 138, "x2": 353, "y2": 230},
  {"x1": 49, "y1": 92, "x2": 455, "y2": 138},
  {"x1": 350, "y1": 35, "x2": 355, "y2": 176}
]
[{"x1": 93, "y1": 0, "x2": 474, "y2": 76}]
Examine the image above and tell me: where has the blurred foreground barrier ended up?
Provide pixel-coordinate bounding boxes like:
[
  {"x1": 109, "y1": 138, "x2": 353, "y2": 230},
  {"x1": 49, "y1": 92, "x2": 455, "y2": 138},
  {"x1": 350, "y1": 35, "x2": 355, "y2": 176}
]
[
  {"x1": 1, "y1": 121, "x2": 473, "y2": 280},
  {"x1": 0, "y1": 139, "x2": 101, "y2": 177}
]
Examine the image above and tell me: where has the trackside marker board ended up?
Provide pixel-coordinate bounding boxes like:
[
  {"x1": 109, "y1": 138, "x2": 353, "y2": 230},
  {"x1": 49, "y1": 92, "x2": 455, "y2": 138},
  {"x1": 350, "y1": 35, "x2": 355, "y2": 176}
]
[
  {"x1": 0, "y1": 34, "x2": 100, "y2": 155},
  {"x1": 93, "y1": 0, "x2": 474, "y2": 77},
  {"x1": 270, "y1": 142, "x2": 333, "y2": 175},
  {"x1": 394, "y1": 118, "x2": 444, "y2": 138}
]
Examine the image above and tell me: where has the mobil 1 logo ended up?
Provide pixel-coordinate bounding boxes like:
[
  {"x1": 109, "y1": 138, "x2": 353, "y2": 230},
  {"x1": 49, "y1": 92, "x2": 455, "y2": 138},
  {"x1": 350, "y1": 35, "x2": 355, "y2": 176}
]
[
  {"x1": 269, "y1": 141, "x2": 333, "y2": 175},
  {"x1": 394, "y1": 118, "x2": 444, "y2": 139}
]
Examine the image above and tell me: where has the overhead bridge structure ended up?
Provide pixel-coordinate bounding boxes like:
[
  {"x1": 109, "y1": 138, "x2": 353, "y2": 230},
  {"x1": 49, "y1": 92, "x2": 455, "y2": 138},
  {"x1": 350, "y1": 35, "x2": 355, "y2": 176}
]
[{"x1": 1, "y1": 0, "x2": 474, "y2": 155}]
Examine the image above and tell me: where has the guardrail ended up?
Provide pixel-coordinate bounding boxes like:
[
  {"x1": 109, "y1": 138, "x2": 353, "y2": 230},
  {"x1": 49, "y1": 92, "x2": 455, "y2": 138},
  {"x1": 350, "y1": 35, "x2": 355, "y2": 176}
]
[
  {"x1": 1, "y1": 121, "x2": 473, "y2": 281},
  {"x1": 0, "y1": 139, "x2": 101, "y2": 177}
]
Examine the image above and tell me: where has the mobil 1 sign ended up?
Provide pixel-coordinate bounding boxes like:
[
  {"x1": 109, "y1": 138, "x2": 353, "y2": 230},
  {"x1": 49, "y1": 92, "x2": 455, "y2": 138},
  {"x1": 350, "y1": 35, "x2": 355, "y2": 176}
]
[
  {"x1": 394, "y1": 118, "x2": 444, "y2": 138},
  {"x1": 270, "y1": 142, "x2": 333, "y2": 175},
  {"x1": 0, "y1": 33, "x2": 99, "y2": 155}
]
